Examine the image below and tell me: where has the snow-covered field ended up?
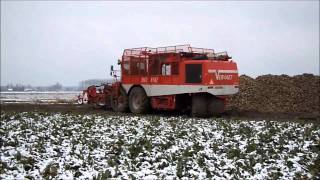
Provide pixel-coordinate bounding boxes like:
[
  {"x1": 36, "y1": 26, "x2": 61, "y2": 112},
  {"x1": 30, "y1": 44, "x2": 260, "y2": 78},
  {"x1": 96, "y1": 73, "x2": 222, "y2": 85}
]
[
  {"x1": 0, "y1": 92, "x2": 80, "y2": 104},
  {"x1": 1, "y1": 112, "x2": 319, "y2": 179}
]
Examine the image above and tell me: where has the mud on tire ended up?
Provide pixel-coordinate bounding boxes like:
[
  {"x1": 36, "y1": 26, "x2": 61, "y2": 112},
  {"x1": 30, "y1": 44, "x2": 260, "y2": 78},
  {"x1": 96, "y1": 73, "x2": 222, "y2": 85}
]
[
  {"x1": 129, "y1": 86, "x2": 150, "y2": 114},
  {"x1": 208, "y1": 96, "x2": 225, "y2": 115},
  {"x1": 192, "y1": 93, "x2": 209, "y2": 118},
  {"x1": 110, "y1": 88, "x2": 129, "y2": 112},
  {"x1": 192, "y1": 93, "x2": 225, "y2": 117}
]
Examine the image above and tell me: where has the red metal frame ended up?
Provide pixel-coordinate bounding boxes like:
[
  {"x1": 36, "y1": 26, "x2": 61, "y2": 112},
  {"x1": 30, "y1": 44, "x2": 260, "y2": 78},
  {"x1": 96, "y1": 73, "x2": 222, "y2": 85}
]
[
  {"x1": 151, "y1": 95, "x2": 176, "y2": 110},
  {"x1": 121, "y1": 44, "x2": 238, "y2": 87},
  {"x1": 79, "y1": 84, "x2": 113, "y2": 106}
]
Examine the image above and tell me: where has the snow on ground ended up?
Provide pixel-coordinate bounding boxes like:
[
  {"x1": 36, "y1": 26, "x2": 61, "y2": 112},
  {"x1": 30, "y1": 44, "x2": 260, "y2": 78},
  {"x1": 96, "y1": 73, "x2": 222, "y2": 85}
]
[
  {"x1": 0, "y1": 112, "x2": 319, "y2": 179},
  {"x1": 0, "y1": 92, "x2": 80, "y2": 104}
]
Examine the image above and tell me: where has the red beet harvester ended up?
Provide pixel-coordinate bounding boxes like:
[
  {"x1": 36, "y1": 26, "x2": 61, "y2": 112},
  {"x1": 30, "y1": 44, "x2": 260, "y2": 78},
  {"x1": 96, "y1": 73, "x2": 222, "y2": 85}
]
[{"x1": 78, "y1": 44, "x2": 239, "y2": 117}]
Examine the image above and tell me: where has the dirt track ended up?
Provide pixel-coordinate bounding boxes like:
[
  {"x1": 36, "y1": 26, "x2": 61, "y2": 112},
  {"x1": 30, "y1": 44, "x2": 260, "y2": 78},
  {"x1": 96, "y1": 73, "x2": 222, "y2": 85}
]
[{"x1": 1, "y1": 103, "x2": 319, "y2": 123}]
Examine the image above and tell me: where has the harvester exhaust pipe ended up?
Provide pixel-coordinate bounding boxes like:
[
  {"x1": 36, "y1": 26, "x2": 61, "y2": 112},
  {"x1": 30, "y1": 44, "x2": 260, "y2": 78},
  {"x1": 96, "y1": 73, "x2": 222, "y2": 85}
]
[{"x1": 110, "y1": 65, "x2": 114, "y2": 76}]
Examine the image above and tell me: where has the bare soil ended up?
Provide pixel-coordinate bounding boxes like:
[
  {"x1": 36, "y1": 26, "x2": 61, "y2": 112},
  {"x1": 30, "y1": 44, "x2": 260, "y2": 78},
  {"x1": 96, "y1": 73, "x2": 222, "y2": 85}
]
[{"x1": 1, "y1": 103, "x2": 319, "y2": 123}]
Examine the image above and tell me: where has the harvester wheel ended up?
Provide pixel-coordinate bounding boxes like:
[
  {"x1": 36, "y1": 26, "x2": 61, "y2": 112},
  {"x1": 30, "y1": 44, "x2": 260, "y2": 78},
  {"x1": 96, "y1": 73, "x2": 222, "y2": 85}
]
[
  {"x1": 192, "y1": 94, "x2": 209, "y2": 118},
  {"x1": 93, "y1": 97, "x2": 106, "y2": 109},
  {"x1": 111, "y1": 88, "x2": 129, "y2": 112},
  {"x1": 129, "y1": 87, "x2": 150, "y2": 114},
  {"x1": 77, "y1": 95, "x2": 83, "y2": 105},
  {"x1": 83, "y1": 92, "x2": 88, "y2": 104},
  {"x1": 208, "y1": 97, "x2": 225, "y2": 115}
]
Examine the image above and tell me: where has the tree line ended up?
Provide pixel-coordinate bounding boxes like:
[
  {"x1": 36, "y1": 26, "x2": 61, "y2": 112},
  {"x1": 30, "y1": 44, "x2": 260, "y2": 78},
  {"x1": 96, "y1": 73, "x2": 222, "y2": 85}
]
[
  {"x1": 1, "y1": 79, "x2": 113, "y2": 92},
  {"x1": 0, "y1": 82, "x2": 68, "y2": 92}
]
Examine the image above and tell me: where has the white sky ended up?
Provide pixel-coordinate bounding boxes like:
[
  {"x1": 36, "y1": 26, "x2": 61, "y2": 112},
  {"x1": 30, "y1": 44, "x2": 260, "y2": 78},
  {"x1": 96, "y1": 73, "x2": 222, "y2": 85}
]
[{"x1": 1, "y1": 1, "x2": 319, "y2": 86}]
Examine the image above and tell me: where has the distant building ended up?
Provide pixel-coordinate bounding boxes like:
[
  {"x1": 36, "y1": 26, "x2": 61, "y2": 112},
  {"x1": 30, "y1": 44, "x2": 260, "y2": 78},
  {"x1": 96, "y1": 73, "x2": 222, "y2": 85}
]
[{"x1": 24, "y1": 88, "x2": 34, "y2": 92}]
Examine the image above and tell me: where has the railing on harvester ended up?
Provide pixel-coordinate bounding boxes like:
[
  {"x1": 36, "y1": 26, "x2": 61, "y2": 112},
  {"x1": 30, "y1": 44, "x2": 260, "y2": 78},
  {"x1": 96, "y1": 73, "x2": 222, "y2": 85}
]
[
  {"x1": 122, "y1": 44, "x2": 230, "y2": 61},
  {"x1": 123, "y1": 44, "x2": 214, "y2": 56}
]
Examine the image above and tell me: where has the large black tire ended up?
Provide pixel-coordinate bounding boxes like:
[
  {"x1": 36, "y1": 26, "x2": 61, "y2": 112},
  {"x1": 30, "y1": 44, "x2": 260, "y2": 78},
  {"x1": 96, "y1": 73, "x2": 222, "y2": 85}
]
[
  {"x1": 192, "y1": 94, "x2": 209, "y2": 118},
  {"x1": 208, "y1": 97, "x2": 225, "y2": 115},
  {"x1": 192, "y1": 94, "x2": 225, "y2": 117},
  {"x1": 110, "y1": 88, "x2": 129, "y2": 112},
  {"x1": 129, "y1": 86, "x2": 150, "y2": 114}
]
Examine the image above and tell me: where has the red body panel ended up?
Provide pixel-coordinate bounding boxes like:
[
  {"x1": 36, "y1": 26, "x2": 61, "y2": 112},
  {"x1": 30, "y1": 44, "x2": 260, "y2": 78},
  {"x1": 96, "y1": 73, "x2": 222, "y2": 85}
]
[
  {"x1": 151, "y1": 95, "x2": 176, "y2": 110},
  {"x1": 121, "y1": 60, "x2": 239, "y2": 86}
]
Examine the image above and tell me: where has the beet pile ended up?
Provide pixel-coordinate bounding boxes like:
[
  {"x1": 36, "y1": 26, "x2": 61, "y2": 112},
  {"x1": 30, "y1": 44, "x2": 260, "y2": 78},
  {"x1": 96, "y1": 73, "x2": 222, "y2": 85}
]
[{"x1": 227, "y1": 74, "x2": 320, "y2": 114}]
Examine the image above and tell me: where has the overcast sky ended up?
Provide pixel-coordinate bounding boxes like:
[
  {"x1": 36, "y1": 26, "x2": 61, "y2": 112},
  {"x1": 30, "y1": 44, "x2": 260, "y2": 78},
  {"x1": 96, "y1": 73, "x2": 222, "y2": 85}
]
[{"x1": 1, "y1": 1, "x2": 319, "y2": 86}]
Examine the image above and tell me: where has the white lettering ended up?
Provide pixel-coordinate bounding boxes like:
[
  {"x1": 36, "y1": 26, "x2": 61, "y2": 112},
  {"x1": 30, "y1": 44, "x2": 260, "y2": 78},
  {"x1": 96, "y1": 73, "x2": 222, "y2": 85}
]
[
  {"x1": 208, "y1": 69, "x2": 235, "y2": 81},
  {"x1": 141, "y1": 77, "x2": 148, "y2": 83},
  {"x1": 150, "y1": 77, "x2": 159, "y2": 83},
  {"x1": 215, "y1": 74, "x2": 232, "y2": 80}
]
